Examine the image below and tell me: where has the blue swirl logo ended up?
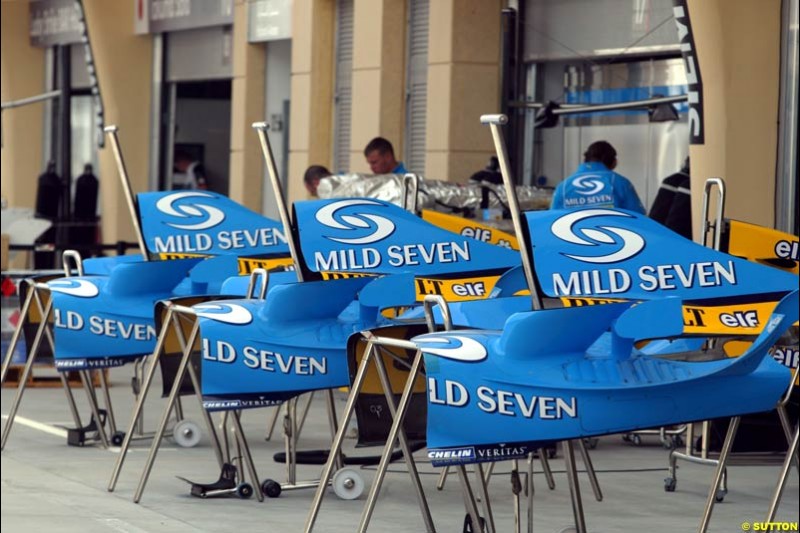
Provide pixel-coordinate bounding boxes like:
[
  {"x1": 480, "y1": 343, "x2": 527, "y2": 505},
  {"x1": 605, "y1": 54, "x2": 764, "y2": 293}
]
[
  {"x1": 156, "y1": 192, "x2": 226, "y2": 231},
  {"x1": 550, "y1": 209, "x2": 645, "y2": 264},
  {"x1": 572, "y1": 175, "x2": 605, "y2": 195},
  {"x1": 315, "y1": 200, "x2": 396, "y2": 245}
]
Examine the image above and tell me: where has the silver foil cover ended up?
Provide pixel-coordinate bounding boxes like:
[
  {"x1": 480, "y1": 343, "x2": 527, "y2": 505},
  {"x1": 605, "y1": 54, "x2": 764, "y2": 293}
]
[{"x1": 316, "y1": 173, "x2": 552, "y2": 213}]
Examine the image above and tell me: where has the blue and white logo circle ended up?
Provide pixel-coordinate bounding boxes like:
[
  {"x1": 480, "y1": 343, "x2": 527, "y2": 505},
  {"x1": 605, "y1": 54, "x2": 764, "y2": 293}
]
[
  {"x1": 315, "y1": 199, "x2": 396, "y2": 245},
  {"x1": 193, "y1": 303, "x2": 253, "y2": 325},
  {"x1": 48, "y1": 279, "x2": 99, "y2": 298},
  {"x1": 572, "y1": 175, "x2": 605, "y2": 195},
  {"x1": 156, "y1": 192, "x2": 226, "y2": 231},
  {"x1": 415, "y1": 333, "x2": 487, "y2": 362},
  {"x1": 551, "y1": 209, "x2": 645, "y2": 264}
]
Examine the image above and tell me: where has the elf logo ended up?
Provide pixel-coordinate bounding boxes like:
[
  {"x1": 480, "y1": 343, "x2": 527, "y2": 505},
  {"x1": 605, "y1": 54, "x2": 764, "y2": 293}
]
[
  {"x1": 719, "y1": 310, "x2": 759, "y2": 328},
  {"x1": 774, "y1": 240, "x2": 799, "y2": 261}
]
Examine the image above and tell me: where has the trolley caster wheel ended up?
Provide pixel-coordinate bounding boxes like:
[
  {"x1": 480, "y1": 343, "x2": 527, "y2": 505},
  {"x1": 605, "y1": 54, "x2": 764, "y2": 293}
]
[
  {"x1": 236, "y1": 483, "x2": 254, "y2": 499},
  {"x1": 261, "y1": 479, "x2": 282, "y2": 498},
  {"x1": 662, "y1": 439, "x2": 676, "y2": 451},
  {"x1": 715, "y1": 489, "x2": 726, "y2": 503},
  {"x1": 674, "y1": 435, "x2": 684, "y2": 448},
  {"x1": 584, "y1": 437, "x2": 598, "y2": 449},
  {"x1": 632, "y1": 434, "x2": 642, "y2": 446},
  {"x1": 547, "y1": 448, "x2": 557, "y2": 459},
  {"x1": 332, "y1": 468, "x2": 364, "y2": 500},
  {"x1": 664, "y1": 477, "x2": 676, "y2": 492},
  {"x1": 173, "y1": 420, "x2": 202, "y2": 448},
  {"x1": 462, "y1": 513, "x2": 487, "y2": 533},
  {"x1": 111, "y1": 431, "x2": 125, "y2": 447},
  {"x1": 622, "y1": 434, "x2": 631, "y2": 443}
]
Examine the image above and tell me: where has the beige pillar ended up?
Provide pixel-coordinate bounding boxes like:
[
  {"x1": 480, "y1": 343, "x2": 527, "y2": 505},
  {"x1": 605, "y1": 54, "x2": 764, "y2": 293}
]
[
  {"x1": 348, "y1": 0, "x2": 406, "y2": 173},
  {"x1": 229, "y1": 2, "x2": 266, "y2": 212},
  {"x1": 426, "y1": 0, "x2": 502, "y2": 182},
  {"x1": 1, "y1": 1, "x2": 45, "y2": 211},
  {"x1": 83, "y1": 0, "x2": 152, "y2": 246},
  {"x1": 287, "y1": 0, "x2": 334, "y2": 203},
  {"x1": 687, "y1": 0, "x2": 781, "y2": 237}
]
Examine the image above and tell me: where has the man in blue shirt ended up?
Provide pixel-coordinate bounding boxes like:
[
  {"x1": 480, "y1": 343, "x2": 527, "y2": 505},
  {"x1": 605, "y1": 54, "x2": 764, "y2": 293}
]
[
  {"x1": 364, "y1": 137, "x2": 407, "y2": 174},
  {"x1": 551, "y1": 140, "x2": 645, "y2": 214}
]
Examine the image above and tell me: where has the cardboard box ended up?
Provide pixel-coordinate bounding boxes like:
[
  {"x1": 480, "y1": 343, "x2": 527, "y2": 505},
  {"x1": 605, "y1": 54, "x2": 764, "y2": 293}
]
[{"x1": 1, "y1": 234, "x2": 9, "y2": 271}]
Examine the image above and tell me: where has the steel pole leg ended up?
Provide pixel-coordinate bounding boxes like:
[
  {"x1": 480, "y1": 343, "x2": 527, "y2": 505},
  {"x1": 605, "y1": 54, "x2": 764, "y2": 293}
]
[
  {"x1": 133, "y1": 321, "x2": 200, "y2": 503},
  {"x1": 372, "y1": 348, "x2": 436, "y2": 533},
  {"x1": 1, "y1": 283, "x2": 35, "y2": 384},
  {"x1": 511, "y1": 460, "x2": 521, "y2": 533},
  {"x1": 304, "y1": 338, "x2": 377, "y2": 533},
  {"x1": 698, "y1": 416, "x2": 740, "y2": 533},
  {"x1": 357, "y1": 349, "x2": 426, "y2": 533},
  {"x1": 36, "y1": 293, "x2": 83, "y2": 431},
  {"x1": 297, "y1": 391, "x2": 316, "y2": 440},
  {"x1": 527, "y1": 452, "x2": 535, "y2": 533},
  {"x1": 437, "y1": 466, "x2": 451, "y2": 490},
  {"x1": 97, "y1": 369, "x2": 117, "y2": 435},
  {"x1": 577, "y1": 439, "x2": 603, "y2": 502},
  {"x1": 230, "y1": 411, "x2": 264, "y2": 502},
  {"x1": 284, "y1": 397, "x2": 298, "y2": 485},
  {"x1": 220, "y1": 411, "x2": 232, "y2": 463},
  {"x1": 563, "y1": 440, "x2": 587, "y2": 533},
  {"x1": 170, "y1": 312, "x2": 224, "y2": 469},
  {"x1": 108, "y1": 308, "x2": 173, "y2": 492},
  {"x1": 58, "y1": 372, "x2": 83, "y2": 428},
  {"x1": 539, "y1": 448, "x2": 556, "y2": 490},
  {"x1": 81, "y1": 370, "x2": 110, "y2": 448},
  {"x1": 265, "y1": 404, "x2": 281, "y2": 441},
  {"x1": 473, "y1": 462, "x2": 495, "y2": 533},
  {"x1": 1, "y1": 298, "x2": 52, "y2": 451},
  {"x1": 324, "y1": 389, "x2": 343, "y2": 471},
  {"x1": 133, "y1": 359, "x2": 145, "y2": 436},
  {"x1": 457, "y1": 465, "x2": 485, "y2": 533},
  {"x1": 186, "y1": 360, "x2": 224, "y2": 468},
  {"x1": 776, "y1": 405, "x2": 800, "y2": 470},
  {"x1": 766, "y1": 427, "x2": 799, "y2": 522}
]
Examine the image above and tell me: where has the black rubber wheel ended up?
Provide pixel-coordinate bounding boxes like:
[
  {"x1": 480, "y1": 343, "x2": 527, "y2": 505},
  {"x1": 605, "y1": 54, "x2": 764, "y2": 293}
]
[
  {"x1": 664, "y1": 477, "x2": 676, "y2": 492},
  {"x1": 462, "y1": 513, "x2": 487, "y2": 533},
  {"x1": 261, "y1": 479, "x2": 282, "y2": 498},
  {"x1": 236, "y1": 483, "x2": 254, "y2": 499},
  {"x1": 622, "y1": 434, "x2": 631, "y2": 443},
  {"x1": 663, "y1": 439, "x2": 675, "y2": 451},
  {"x1": 111, "y1": 431, "x2": 125, "y2": 446},
  {"x1": 632, "y1": 434, "x2": 642, "y2": 446},
  {"x1": 715, "y1": 489, "x2": 726, "y2": 503}
]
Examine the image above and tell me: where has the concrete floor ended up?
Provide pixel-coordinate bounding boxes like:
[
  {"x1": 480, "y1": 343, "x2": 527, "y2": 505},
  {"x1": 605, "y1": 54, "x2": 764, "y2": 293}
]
[{"x1": 2, "y1": 367, "x2": 798, "y2": 533}]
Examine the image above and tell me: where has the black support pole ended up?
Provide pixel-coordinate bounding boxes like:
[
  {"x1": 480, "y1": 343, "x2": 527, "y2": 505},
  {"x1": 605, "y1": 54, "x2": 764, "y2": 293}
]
[
  {"x1": 57, "y1": 44, "x2": 72, "y2": 221},
  {"x1": 500, "y1": 8, "x2": 520, "y2": 183}
]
